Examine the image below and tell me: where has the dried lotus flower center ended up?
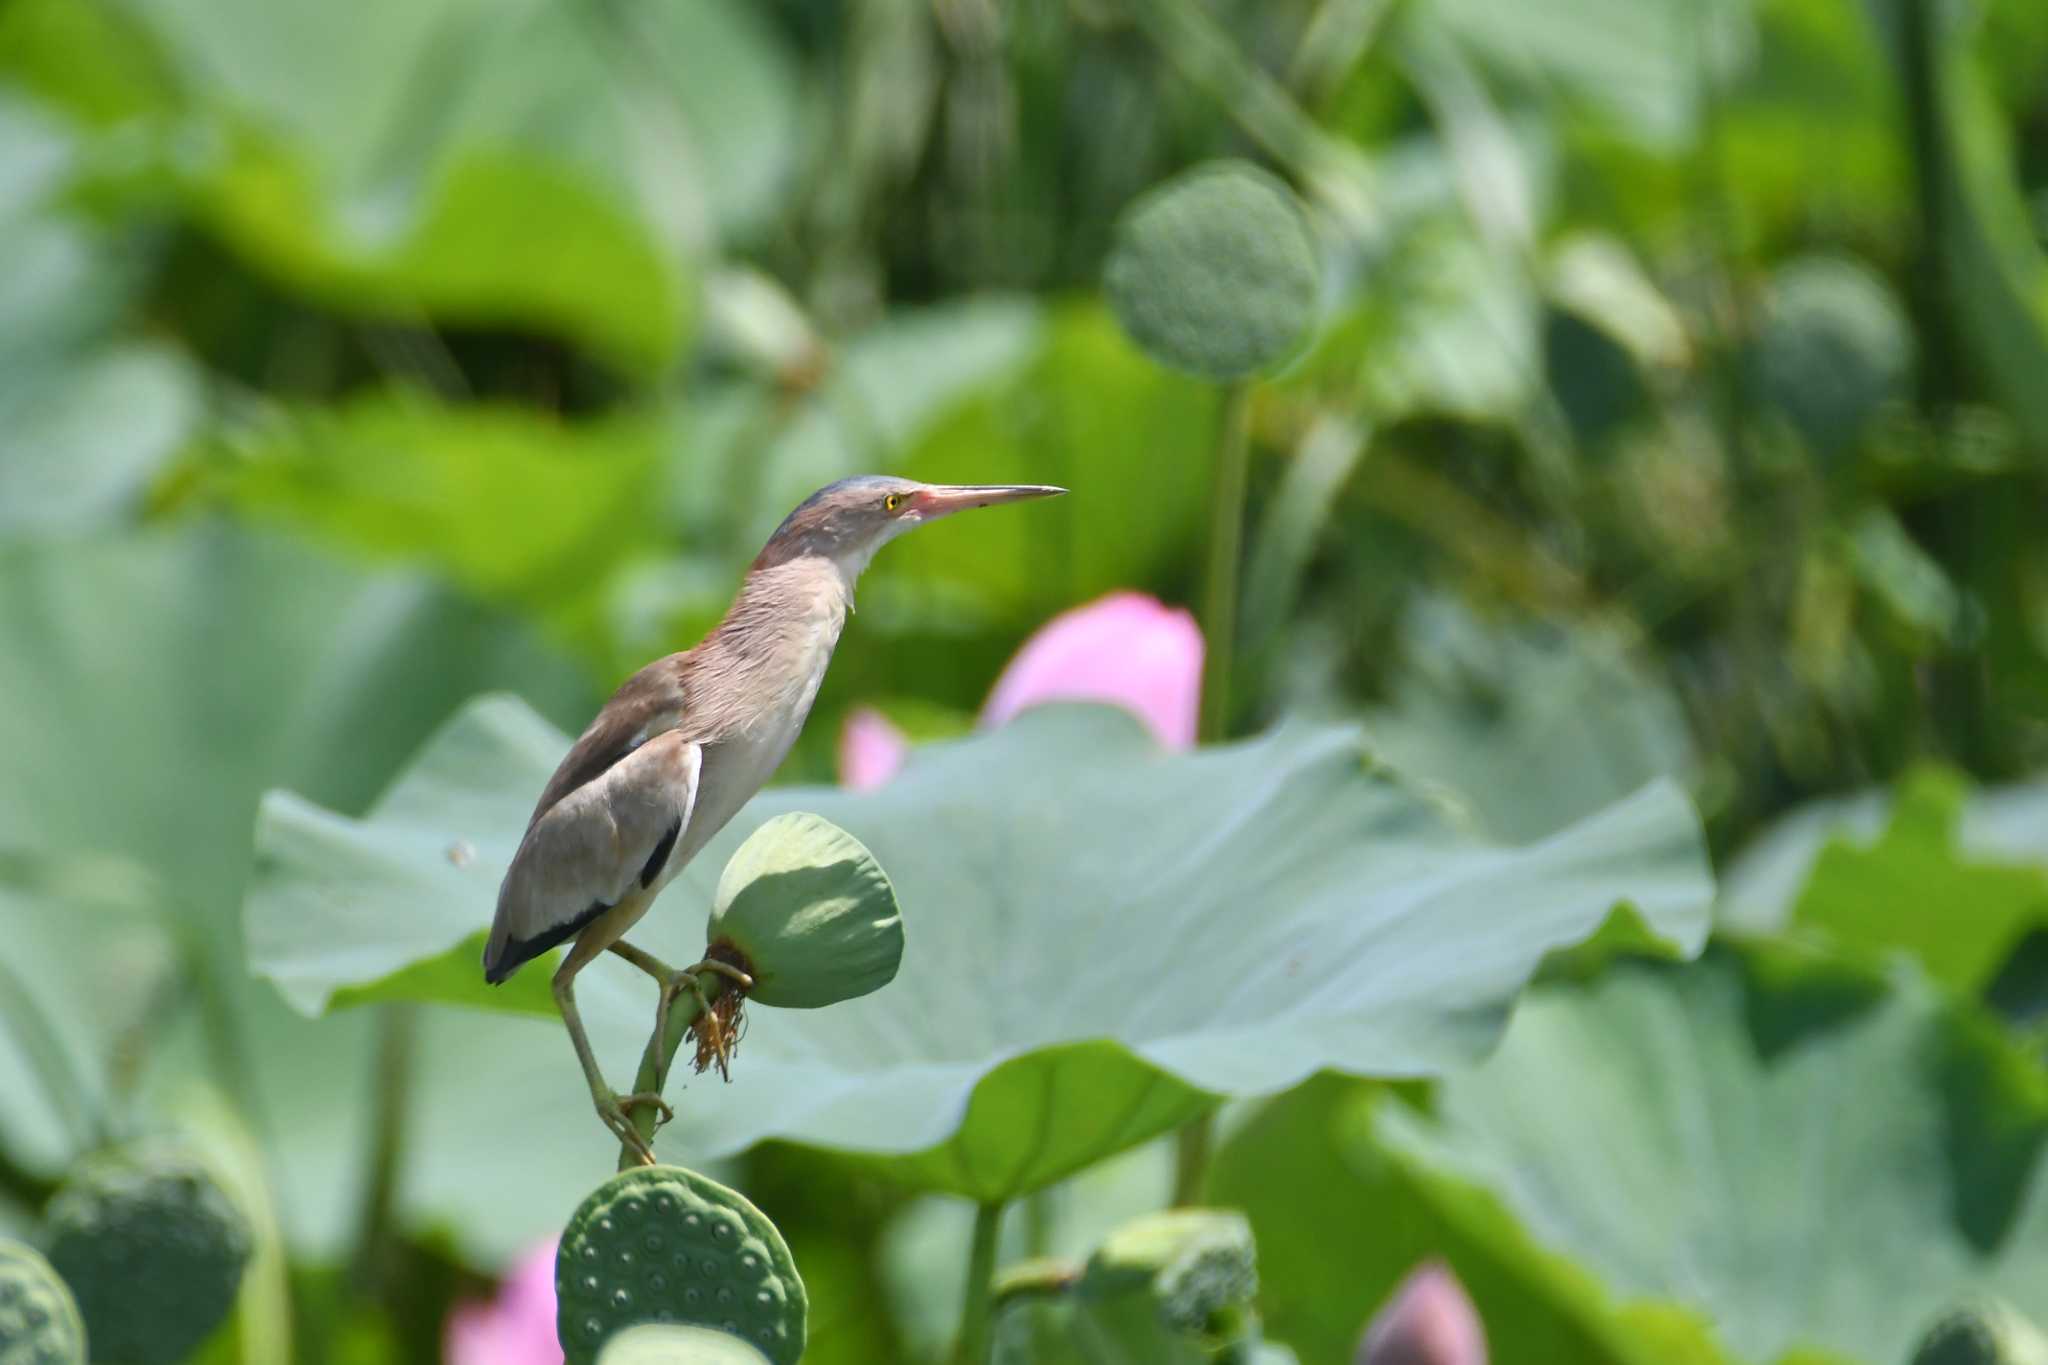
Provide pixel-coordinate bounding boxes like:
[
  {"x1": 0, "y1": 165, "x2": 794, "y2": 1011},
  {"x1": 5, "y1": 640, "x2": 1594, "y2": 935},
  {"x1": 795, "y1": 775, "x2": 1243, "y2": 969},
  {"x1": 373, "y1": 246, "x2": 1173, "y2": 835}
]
[{"x1": 689, "y1": 939, "x2": 755, "y2": 1080}]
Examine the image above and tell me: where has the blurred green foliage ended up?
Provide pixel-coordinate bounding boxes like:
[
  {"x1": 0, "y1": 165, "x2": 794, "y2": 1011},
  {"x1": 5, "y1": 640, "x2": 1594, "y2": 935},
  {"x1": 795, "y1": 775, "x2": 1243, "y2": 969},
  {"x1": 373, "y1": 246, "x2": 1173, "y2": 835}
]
[{"x1": 3, "y1": 0, "x2": 2048, "y2": 1360}]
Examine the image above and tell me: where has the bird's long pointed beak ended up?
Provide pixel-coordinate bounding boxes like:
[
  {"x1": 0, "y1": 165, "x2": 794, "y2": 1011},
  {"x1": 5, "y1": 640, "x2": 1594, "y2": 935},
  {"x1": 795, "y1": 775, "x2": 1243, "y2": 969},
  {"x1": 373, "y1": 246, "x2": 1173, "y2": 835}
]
[{"x1": 911, "y1": 483, "x2": 1068, "y2": 519}]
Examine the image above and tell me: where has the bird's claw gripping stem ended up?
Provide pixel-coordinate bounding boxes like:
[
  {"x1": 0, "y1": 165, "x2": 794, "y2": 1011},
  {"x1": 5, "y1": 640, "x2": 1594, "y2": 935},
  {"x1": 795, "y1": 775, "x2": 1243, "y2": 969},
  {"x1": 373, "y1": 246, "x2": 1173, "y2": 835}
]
[
  {"x1": 596, "y1": 1090, "x2": 668, "y2": 1166},
  {"x1": 688, "y1": 959, "x2": 754, "y2": 991}
]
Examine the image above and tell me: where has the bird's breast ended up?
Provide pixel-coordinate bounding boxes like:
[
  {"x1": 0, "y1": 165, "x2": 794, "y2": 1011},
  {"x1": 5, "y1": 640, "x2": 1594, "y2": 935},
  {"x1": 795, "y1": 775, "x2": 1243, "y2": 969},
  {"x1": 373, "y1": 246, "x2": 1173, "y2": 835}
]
[{"x1": 672, "y1": 615, "x2": 843, "y2": 873}]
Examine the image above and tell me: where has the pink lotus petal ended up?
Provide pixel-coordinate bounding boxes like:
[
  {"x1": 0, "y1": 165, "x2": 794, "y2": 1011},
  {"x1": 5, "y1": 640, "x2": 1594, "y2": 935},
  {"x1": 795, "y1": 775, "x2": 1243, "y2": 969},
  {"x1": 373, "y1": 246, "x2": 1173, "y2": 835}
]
[
  {"x1": 1357, "y1": 1262, "x2": 1488, "y2": 1365},
  {"x1": 445, "y1": 1239, "x2": 564, "y2": 1365},
  {"x1": 838, "y1": 705, "x2": 912, "y2": 791},
  {"x1": 979, "y1": 592, "x2": 1203, "y2": 749}
]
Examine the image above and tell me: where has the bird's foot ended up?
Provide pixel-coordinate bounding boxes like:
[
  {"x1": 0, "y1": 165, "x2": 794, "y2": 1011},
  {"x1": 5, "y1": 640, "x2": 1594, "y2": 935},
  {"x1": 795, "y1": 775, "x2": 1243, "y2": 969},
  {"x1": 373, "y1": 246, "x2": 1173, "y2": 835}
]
[
  {"x1": 595, "y1": 1089, "x2": 669, "y2": 1166},
  {"x1": 686, "y1": 958, "x2": 754, "y2": 993}
]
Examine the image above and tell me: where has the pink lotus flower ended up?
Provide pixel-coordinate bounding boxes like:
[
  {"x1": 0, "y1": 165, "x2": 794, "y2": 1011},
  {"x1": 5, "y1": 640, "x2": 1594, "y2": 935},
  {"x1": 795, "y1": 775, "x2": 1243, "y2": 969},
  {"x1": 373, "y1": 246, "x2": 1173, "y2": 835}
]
[
  {"x1": 837, "y1": 592, "x2": 1203, "y2": 788},
  {"x1": 445, "y1": 1238, "x2": 563, "y2": 1365},
  {"x1": 1357, "y1": 1261, "x2": 1488, "y2": 1365},
  {"x1": 839, "y1": 705, "x2": 913, "y2": 793}
]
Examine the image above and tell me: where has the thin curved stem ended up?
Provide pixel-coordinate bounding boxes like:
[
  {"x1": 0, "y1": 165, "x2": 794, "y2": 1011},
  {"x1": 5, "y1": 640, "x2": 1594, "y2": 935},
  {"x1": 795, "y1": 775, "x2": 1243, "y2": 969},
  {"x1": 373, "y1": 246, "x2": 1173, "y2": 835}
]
[
  {"x1": 1199, "y1": 384, "x2": 1254, "y2": 745},
  {"x1": 952, "y1": 1200, "x2": 1006, "y2": 1365},
  {"x1": 615, "y1": 968, "x2": 726, "y2": 1173},
  {"x1": 1177, "y1": 383, "x2": 1254, "y2": 1206},
  {"x1": 349, "y1": 1004, "x2": 416, "y2": 1296},
  {"x1": 1171, "y1": 1114, "x2": 1214, "y2": 1207}
]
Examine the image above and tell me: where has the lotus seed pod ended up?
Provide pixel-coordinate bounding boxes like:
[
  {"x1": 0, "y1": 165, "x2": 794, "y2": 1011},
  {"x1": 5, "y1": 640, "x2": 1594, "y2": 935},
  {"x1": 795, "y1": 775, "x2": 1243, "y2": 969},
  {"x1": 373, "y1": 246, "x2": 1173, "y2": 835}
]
[
  {"x1": 556, "y1": 1164, "x2": 805, "y2": 1365},
  {"x1": 41, "y1": 1148, "x2": 249, "y2": 1365},
  {"x1": 1104, "y1": 160, "x2": 1320, "y2": 380},
  {"x1": 706, "y1": 812, "x2": 902, "y2": 1009},
  {"x1": 1081, "y1": 1208, "x2": 1257, "y2": 1333},
  {"x1": 600, "y1": 1322, "x2": 775, "y2": 1364},
  {"x1": 1750, "y1": 254, "x2": 1911, "y2": 460},
  {"x1": 0, "y1": 1239, "x2": 85, "y2": 1365},
  {"x1": 1915, "y1": 1299, "x2": 2048, "y2": 1365}
]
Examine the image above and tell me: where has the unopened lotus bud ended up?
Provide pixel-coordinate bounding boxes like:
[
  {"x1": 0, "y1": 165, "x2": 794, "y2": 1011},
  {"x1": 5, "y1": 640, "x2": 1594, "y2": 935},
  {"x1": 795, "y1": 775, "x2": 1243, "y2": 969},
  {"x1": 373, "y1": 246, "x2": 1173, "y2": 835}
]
[
  {"x1": 1356, "y1": 1262, "x2": 1487, "y2": 1365},
  {"x1": 0, "y1": 1238, "x2": 85, "y2": 1365},
  {"x1": 1915, "y1": 1299, "x2": 2048, "y2": 1365},
  {"x1": 556, "y1": 1164, "x2": 805, "y2": 1365},
  {"x1": 41, "y1": 1147, "x2": 250, "y2": 1365},
  {"x1": 705, "y1": 813, "x2": 902, "y2": 1010}
]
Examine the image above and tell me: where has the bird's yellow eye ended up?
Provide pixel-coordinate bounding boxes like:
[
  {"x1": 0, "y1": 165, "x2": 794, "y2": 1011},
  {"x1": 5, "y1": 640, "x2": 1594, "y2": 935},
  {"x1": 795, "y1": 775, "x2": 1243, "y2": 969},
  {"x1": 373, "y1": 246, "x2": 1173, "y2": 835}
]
[{"x1": 884, "y1": 493, "x2": 903, "y2": 512}]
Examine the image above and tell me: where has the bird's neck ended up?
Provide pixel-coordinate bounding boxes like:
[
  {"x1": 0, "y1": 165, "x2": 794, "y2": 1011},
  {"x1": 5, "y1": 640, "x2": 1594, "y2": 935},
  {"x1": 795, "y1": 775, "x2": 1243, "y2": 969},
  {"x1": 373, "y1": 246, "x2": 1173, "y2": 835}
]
[{"x1": 689, "y1": 555, "x2": 853, "y2": 735}]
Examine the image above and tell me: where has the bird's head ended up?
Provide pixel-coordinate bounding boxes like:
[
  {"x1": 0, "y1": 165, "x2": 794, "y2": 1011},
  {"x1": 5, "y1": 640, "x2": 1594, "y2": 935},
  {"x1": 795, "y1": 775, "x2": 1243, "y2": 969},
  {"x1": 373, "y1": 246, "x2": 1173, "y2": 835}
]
[{"x1": 755, "y1": 476, "x2": 1067, "y2": 580}]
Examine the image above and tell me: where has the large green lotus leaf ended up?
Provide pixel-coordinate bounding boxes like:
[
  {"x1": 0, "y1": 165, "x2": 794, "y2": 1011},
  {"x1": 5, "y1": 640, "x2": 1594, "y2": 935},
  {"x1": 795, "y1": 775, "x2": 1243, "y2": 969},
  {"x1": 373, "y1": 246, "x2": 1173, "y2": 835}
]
[
  {"x1": 0, "y1": 524, "x2": 595, "y2": 1253},
  {"x1": 1369, "y1": 944, "x2": 2048, "y2": 1364},
  {"x1": 0, "y1": 854, "x2": 178, "y2": 1172},
  {"x1": 0, "y1": 525, "x2": 588, "y2": 923},
  {"x1": 204, "y1": 390, "x2": 663, "y2": 655},
  {"x1": 1363, "y1": 596, "x2": 1695, "y2": 842},
  {"x1": 1785, "y1": 771, "x2": 2048, "y2": 995},
  {"x1": 1212, "y1": 1076, "x2": 1724, "y2": 1365},
  {"x1": 0, "y1": 93, "x2": 200, "y2": 541},
  {"x1": 34, "y1": 0, "x2": 798, "y2": 374},
  {"x1": 1721, "y1": 770, "x2": 2048, "y2": 985},
  {"x1": 246, "y1": 691, "x2": 1712, "y2": 1202}
]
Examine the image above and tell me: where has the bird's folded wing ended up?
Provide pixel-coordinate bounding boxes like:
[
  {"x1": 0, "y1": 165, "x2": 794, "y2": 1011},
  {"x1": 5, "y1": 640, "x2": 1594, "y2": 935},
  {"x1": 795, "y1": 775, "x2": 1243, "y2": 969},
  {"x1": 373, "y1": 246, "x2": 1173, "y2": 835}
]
[{"x1": 484, "y1": 731, "x2": 702, "y2": 982}]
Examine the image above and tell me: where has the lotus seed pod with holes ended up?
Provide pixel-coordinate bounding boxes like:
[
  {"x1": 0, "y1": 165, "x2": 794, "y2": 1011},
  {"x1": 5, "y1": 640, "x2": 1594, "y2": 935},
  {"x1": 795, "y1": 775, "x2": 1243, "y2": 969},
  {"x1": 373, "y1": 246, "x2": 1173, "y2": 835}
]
[
  {"x1": 1915, "y1": 1300, "x2": 2048, "y2": 1365},
  {"x1": 1081, "y1": 1208, "x2": 1257, "y2": 1333},
  {"x1": 556, "y1": 1165, "x2": 805, "y2": 1365},
  {"x1": 0, "y1": 1239, "x2": 85, "y2": 1365},
  {"x1": 599, "y1": 1323, "x2": 775, "y2": 1365},
  {"x1": 706, "y1": 812, "x2": 902, "y2": 1009},
  {"x1": 41, "y1": 1148, "x2": 249, "y2": 1365},
  {"x1": 1104, "y1": 160, "x2": 1320, "y2": 380}
]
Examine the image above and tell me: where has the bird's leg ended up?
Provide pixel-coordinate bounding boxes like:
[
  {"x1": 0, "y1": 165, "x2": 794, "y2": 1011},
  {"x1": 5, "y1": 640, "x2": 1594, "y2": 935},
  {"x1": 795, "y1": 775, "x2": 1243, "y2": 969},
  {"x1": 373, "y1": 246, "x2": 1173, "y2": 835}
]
[
  {"x1": 608, "y1": 941, "x2": 754, "y2": 1016},
  {"x1": 608, "y1": 940, "x2": 678, "y2": 984},
  {"x1": 551, "y1": 956, "x2": 669, "y2": 1165},
  {"x1": 608, "y1": 941, "x2": 684, "y2": 1058}
]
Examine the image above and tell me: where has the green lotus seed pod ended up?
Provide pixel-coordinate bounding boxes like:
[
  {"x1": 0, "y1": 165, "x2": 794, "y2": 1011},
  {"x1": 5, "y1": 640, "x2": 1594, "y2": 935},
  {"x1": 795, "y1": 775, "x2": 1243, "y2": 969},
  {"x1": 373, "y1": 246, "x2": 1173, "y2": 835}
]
[
  {"x1": 556, "y1": 1165, "x2": 805, "y2": 1365},
  {"x1": 1750, "y1": 254, "x2": 1911, "y2": 461},
  {"x1": 1104, "y1": 160, "x2": 1320, "y2": 380},
  {"x1": 600, "y1": 1322, "x2": 775, "y2": 1364},
  {"x1": 0, "y1": 1239, "x2": 86, "y2": 1365},
  {"x1": 41, "y1": 1148, "x2": 249, "y2": 1365},
  {"x1": 1082, "y1": 1208, "x2": 1257, "y2": 1333},
  {"x1": 706, "y1": 812, "x2": 902, "y2": 1009},
  {"x1": 1915, "y1": 1299, "x2": 2048, "y2": 1365}
]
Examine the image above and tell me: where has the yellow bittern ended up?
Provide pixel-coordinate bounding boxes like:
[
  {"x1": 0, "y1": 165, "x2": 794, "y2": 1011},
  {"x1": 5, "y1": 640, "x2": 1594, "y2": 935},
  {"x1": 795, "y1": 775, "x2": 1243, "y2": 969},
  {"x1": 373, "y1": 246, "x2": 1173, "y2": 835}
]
[{"x1": 483, "y1": 478, "x2": 1065, "y2": 1160}]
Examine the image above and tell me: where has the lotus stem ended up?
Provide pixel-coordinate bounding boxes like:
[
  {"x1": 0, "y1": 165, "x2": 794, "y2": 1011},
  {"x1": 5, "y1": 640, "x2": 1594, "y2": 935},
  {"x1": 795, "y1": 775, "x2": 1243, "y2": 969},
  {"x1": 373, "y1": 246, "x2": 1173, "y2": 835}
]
[
  {"x1": 615, "y1": 968, "x2": 727, "y2": 1173},
  {"x1": 349, "y1": 1003, "x2": 415, "y2": 1295},
  {"x1": 952, "y1": 1199, "x2": 1006, "y2": 1365},
  {"x1": 1180, "y1": 382, "x2": 1253, "y2": 1205},
  {"x1": 1200, "y1": 383, "x2": 1253, "y2": 744},
  {"x1": 1171, "y1": 1112, "x2": 1215, "y2": 1207}
]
